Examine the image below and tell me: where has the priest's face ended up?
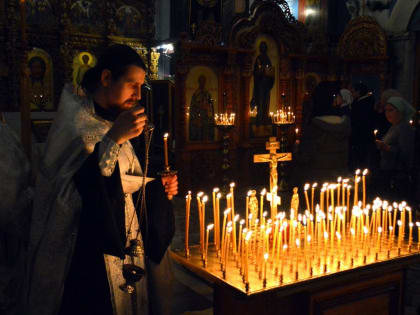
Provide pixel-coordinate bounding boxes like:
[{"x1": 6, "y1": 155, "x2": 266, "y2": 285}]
[{"x1": 102, "y1": 65, "x2": 146, "y2": 112}]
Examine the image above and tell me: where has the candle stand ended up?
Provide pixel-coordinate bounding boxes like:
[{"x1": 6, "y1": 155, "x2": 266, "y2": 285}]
[
  {"x1": 215, "y1": 124, "x2": 235, "y2": 194},
  {"x1": 214, "y1": 112, "x2": 236, "y2": 194}
]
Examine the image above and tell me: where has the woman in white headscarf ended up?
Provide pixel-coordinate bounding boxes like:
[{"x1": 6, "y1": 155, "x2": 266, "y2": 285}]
[{"x1": 375, "y1": 96, "x2": 415, "y2": 200}]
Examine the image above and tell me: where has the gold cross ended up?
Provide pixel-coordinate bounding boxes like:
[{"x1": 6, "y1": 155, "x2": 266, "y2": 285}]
[{"x1": 253, "y1": 137, "x2": 292, "y2": 193}]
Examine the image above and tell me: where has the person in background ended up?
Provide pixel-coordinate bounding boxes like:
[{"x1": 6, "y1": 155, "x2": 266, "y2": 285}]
[
  {"x1": 0, "y1": 113, "x2": 33, "y2": 315},
  {"x1": 25, "y1": 44, "x2": 178, "y2": 315},
  {"x1": 350, "y1": 82, "x2": 375, "y2": 170},
  {"x1": 334, "y1": 88, "x2": 353, "y2": 117},
  {"x1": 295, "y1": 81, "x2": 351, "y2": 183},
  {"x1": 375, "y1": 96, "x2": 415, "y2": 201}
]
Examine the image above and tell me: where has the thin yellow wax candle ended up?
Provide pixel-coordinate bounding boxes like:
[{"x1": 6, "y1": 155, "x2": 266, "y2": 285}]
[
  {"x1": 409, "y1": 222, "x2": 414, "y2": 245},
  {"x1": 216, "y1": 192, "x2": 221, "y2": 251},
  {"x1": 221, "y1": 209, "x2": 231, "y2": 261},
  {"x1": 205, "y1": 224, "x2": 214, "y2": 266},
  {"x1": 337, "y1": 177, "x2": 342, "y2": 207},
  {"x1": 163, "y1": 133, "x2": 169, "y2": 168},
  {"x1": 354, "y1": 169, "x2": 360, "y2": 206},
  {"x1": 233, "y1": 214, "x2": 239, "y2": 253},
  {"x1": 246, "y1": 191, "x2": 252, "y2": 229},
  {"x1": 330, "y1": 185, "x2": 335, "y2": 209},
  {"x1": 260, "y1": 189, "x2": 266, "y2": 221},
  {"x1": 230, "y1": 182, "x2": 235, "y2": 216},
  {"x1": 304, "y1": 183, "x2": 310, "y2": 211},
  {"x1": 238, "y1": 222, "x2": 245, "y2": 266},
  {"x1": 245, "y1": 232, "x2": 252, "y2": 284},
  {"x1": 311, "y1": 183, "x2": 317, "y2": 214},
  {"x1": 201, "y1": 195, "x2": 208, "y2": 254},
  {"x1": 416, "y1": 222, "x2": 420, "y2": 249},
  {"x1": 272, "y1": 221, "x2": 279, "y2": 261},
  {"x1": 196, "y1": 193, "x2": 203, "y2": 254},
  {"x1": 408, "y1": 206, "x2": 413, "y2": 224},
  {"x1": 347, "y1": 185, "x2": 351, "y2": 214},
  {"x1": 320, "y1": 187, "x2": 325, "y2": 212},
  {"x1": 212, "y1": 188, "x2": 219, "y2": 249},
  {"x1": 185, "y1": 193, "x2": 191, "y2": 257},
  {"x1": 362, "y1": 169, "x2": 368, "y2": 209},
  {"x1": 376, "y1": 227, "x2": 382, "y2": 252},
  {"x1": 224, "y1": 226, "x2": 232, "y2": 272},
  {"x1": 263, "y1": 253, "x2": 269, "y2": 283}
]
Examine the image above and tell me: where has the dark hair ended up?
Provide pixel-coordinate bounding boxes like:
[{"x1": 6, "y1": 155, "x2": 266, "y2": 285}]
[
  {"x1": 311, "y1": 81, "x2": 341, "y2": 117},
  {"x1": 81, "y1": 44, "x2": 146, "y2": 94},
  {"x1": 352, "y1": 82, "x2": 368, "y2": 96}
]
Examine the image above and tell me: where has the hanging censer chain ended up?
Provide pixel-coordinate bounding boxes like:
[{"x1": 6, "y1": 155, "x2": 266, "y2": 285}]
[
  {"x1": 120, "y1": 128, "x2": 153, "y2": 294},
  {"x1": 125, "y1": 128, "x2": 153, "y2": 258}
]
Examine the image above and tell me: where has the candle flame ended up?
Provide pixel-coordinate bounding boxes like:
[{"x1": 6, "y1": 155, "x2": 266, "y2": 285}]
[
  {"x1": 363, "y1": 226, "x2": 368, "y2": 234},
  {"x1": 409, "y1": 222, "x2": 414, "y2": 227},
  {"x1": 324, "y1": 232, "x2": 329, "y2": 239},
  {"x1": 197, "y1": 192, "x2": 204, "y2": 198},
  {"x1": 356, "y1": 169, "x2": 361, "y2": 175},
  {"x1": 247, "y1": 190, "x2": 252, "y2": 196},
  {"x1": 304, "y1": 183, "x2": 310, "y2": 190},
  {"x1": 416, "y1": 222, "x2": 420, "y2": 227},
  {"x1": 245, "y1": 231, "x2": 252, "y2": 241},
  {"x1": 163, "y1": 133, "x2": 169, "y2": 139},
  {"x1": 234, "y1": 214, "x2": 239, "y2": 222},
  {"x1": 207, "y1": 224, "x2": 214, "y2": 230},
  {"x1": 264, "y1": 253, "x2": 269, "y2": 260},
  {"x1": 213, "y1": 187, "x2": 220, "y2": 193},
  {"x1": 312, "y1": 182, "x2": 318, "y2": 188},
  {"x1": 216, "y1": 192, "x2": 222, "y2": 199},
  {"x1": 336, "y1": 232, "x2": 341, "y2": 239},
  {"x1": 240, "y1": 219, "x2": 245, "y2": 225},
  {"x1": 230, "y1": 182, "x2": 235, "y2": 188},
  {"x1": 224, "y1": 208, "x2": 231, "y2": 215},
  {"x1": 307, "y1": 235, "x2": 312, "y2": 242},
  {"x1": 202, "y1": 195, "x2": 208, "y2": 203},
  {"x1": 363, "y1": 169, "x2": 368, "y2": 176},
  {"x1": 378, "y1": 227, "x2": 382, "y2": 233},
  {"x1": 296, "y1": 239, "x2": 300, "y2": 247},
  {"x1": 261, "y1": 188, "x2": 267, "y2": 195},
  {"x1": 227, "y1": 221, "x2": 232, "y2": 227}
]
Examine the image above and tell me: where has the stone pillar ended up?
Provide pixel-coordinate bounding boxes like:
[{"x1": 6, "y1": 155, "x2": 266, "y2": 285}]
[{"x1": 388, "y1": 32, "x2": 416, "y2": 103}]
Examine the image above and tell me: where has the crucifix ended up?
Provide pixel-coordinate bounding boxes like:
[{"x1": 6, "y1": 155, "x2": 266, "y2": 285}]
[{"x1": 254, "y1": 137, "x2": 292, "y2": 194}]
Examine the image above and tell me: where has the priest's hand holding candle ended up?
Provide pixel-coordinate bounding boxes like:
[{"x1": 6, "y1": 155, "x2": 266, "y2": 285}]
[{"x1": 159, "y1": 132, "x2": 178, "y2": 200}]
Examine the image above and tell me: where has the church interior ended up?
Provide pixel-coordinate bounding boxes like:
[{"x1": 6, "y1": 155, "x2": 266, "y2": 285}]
[{"x1": 1, "y1": 0, "x2": 420, "y2": 314}]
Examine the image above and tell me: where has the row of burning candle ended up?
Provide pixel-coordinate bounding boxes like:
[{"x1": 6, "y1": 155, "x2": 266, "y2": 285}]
[
  {"x1": 269, "y1": 107, "x2": 296, "y2": 124},
  {"x1": 184, "y1": 171, "x2": 419, "y2": 288}
]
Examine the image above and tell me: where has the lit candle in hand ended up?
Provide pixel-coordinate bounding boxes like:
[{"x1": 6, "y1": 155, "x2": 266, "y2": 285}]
[{"x1": 163, "y1": 133, "x2": 169, "y2": 168}]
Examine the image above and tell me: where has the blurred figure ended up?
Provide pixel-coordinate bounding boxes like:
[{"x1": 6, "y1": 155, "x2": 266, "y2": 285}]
[
  {"x1": 295, "y1": 81, "x2": 351, "y2": 183},
  {"x1": 375, "y1": 96, "x2": 415, "y2": 201},
  {"x1": 375, "y1": 89, "x2": 401, "y2": 138},
  {"x1": 334, "y1": 88, "x2": 353, "y2": 116},
  {"x1": 0, "y1": 115, "x2": 33, "y2": 315},
  {"x1": 349, "y1": 82, "x2": 375, "y2": 170}
]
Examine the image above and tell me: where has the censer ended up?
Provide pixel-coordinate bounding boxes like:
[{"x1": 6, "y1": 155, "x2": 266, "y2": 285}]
[
  {"x1": 120, "y1": 123, "x2": 154, "y2": 294},
  {"x1": 125, "y1": 239, "x2": 143, "y2": 257},
  {"x1": 119, "y1": 264, "x2": 146, "y2": 294}
]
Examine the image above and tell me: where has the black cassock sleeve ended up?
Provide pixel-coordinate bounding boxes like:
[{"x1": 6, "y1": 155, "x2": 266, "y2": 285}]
[
  {"x1": 74, "y1": 141, "x2": 175, "y2": 264},
  {"x1": 74, "y1": 142, "x2": 126, "y2": 259}
]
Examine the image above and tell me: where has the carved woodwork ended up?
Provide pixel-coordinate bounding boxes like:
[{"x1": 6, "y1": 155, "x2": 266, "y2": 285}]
[{"x1": 1, "y1": 0, "x2": 157, "y2": 112}]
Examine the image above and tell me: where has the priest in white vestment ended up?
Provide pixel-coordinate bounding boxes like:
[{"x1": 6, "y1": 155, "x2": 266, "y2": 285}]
[{"x1": 25, "y1": 44, "x2": 178, "y2": 315}]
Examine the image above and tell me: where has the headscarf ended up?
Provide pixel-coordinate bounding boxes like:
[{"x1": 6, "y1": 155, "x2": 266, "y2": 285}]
[
  {"x1": 339, "y1": 89, "x2": 353, "y2": 107},
  {"x1": 387, "y1": 96, "x2": 415, "y2": 123},
  {"x1": 381, "y1": 89, "x2": 401, "y2": 104}
]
